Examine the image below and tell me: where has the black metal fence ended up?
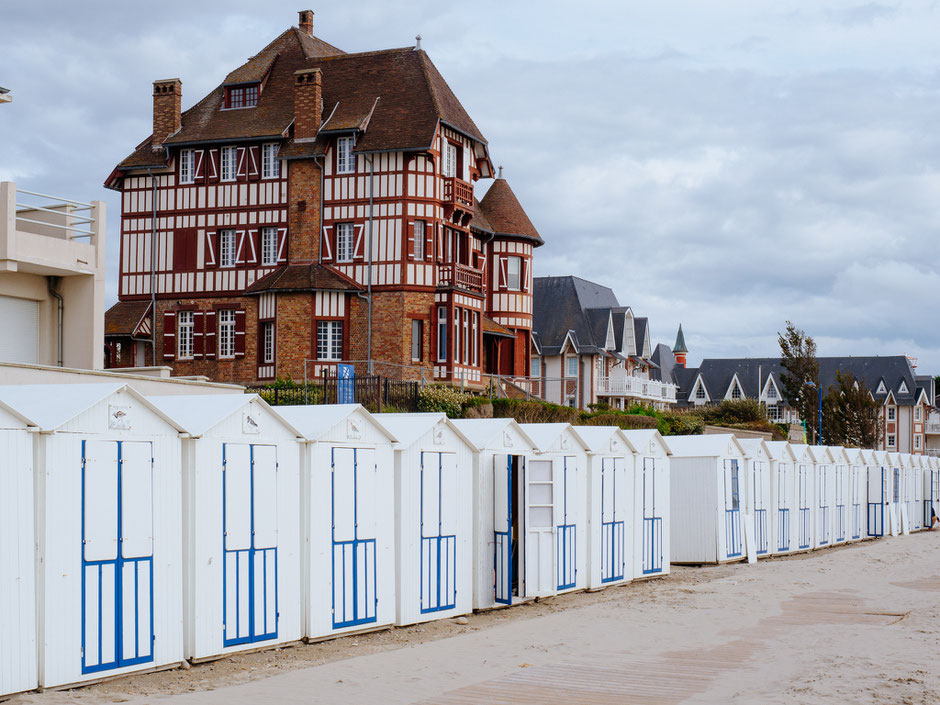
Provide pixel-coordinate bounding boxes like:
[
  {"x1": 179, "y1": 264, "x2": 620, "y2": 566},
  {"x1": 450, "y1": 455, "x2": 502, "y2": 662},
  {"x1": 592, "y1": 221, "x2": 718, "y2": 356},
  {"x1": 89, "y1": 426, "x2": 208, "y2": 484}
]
[{"x1": 246, "y1": 373, "x2": 420, "y2": 413}]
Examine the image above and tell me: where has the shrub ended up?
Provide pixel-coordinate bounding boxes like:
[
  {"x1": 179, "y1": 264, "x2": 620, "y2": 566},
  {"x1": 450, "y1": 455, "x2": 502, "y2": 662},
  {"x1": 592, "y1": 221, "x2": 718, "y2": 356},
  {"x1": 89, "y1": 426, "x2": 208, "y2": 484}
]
[
  {"x1": 701, "y1": 399, "x2": 767, "y2": 425},
  {"x1": 661, "y1": 411, "x2": 705, "y2": 436},
  {"x1": 417, "y1": 385, "x2": 471, "y2": 418},
  {"x1": 462, "y1": 400, "x2": 493, "y2": 419},
  {"x1": 490, "y1": 398, "x2": 580, "y2": 424},
  {"x1": 582, "y1": 413, "x2": 659, "y2": 431}
]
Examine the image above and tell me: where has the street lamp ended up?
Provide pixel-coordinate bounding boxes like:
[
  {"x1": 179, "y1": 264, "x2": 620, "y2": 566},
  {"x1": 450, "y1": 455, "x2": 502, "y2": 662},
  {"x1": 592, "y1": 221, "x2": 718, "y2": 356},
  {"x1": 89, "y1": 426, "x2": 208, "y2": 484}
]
[{"x1": 804, "y1": 380, "x2": 822, "y2": 445}]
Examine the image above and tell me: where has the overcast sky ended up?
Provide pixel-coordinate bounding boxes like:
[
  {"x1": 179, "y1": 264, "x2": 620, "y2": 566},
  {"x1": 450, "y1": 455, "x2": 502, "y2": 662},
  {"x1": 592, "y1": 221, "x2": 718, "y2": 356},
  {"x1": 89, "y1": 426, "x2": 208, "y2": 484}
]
[{"x1": 2, "y1": 1, "x2": 939, "y2": 371}]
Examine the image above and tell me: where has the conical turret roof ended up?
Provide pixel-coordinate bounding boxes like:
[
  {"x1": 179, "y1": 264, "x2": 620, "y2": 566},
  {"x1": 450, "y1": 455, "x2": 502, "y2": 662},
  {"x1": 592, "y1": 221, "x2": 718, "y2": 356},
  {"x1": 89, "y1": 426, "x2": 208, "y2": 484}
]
[
  {"x1": 673, "y1": 324, "x2": 688, "y2": 353},
  {"x1": 479, "y1": 175, "x2": 543, "y2": 246}
]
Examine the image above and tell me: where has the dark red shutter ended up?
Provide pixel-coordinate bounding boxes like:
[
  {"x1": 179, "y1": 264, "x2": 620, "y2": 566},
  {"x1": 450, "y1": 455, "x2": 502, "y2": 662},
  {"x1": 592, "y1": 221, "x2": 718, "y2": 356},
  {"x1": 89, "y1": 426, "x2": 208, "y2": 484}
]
[
  {"x1": 248, "y1": 146, "x2": 260, "y2": 181},
  {"x1": 205, "y1": 310, "x2": 217, "y2": 359},
  {"x1": 237, "y1": 147, "x2": 248, "y2": 182},
  {"x1": 234, "y1": 309, "x2": 246, "y2": 358},
  {"x1": 173, "y1": 228, "x2": 197, "y2": 272},
  {"x1": 407, "y1": 223, "x2": 415, "y2": 259},
  {"x1": 193, "y1": 311, "x2": 204, "y2": 358},
  {"x1": 194, "y1": 150, "x2": 206, "y2": 182},
  {"x1": 163, "y1": 311, "x2": 176, "y2": 360}
]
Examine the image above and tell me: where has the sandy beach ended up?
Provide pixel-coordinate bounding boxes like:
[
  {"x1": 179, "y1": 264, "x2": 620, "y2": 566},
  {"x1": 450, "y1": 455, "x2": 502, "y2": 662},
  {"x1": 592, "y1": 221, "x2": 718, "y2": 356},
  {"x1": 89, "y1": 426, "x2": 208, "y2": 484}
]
[{"x1": 11, "y1": 531, "x2": 940, "y2": 704}]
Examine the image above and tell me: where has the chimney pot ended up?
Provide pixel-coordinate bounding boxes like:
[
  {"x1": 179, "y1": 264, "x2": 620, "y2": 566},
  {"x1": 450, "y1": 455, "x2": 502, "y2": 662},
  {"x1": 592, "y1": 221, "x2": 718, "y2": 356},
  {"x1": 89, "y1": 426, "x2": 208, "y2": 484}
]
[
  {"x1": 152, "y1": 78, "x2": 182, "y2": 147},
  {"x1": 298, "y1": 9, "x2": 314, "y2": 37}
]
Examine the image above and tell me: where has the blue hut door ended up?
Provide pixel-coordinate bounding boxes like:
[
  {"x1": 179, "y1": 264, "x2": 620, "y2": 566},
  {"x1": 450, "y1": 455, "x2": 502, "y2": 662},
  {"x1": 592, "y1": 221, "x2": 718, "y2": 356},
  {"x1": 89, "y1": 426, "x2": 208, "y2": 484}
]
[
  {"x1": 223, "y1": 444, "x2": 279, "y2": 646},
  {"x1": 723, "y1": 459, "x2": 742, "y2": 558},
  {"x1": 523, "y1": 459, "x2": 556, "y2": 597},
  {"x1": 82, "y1": 440, "x2": 154, "y2": 674},
  {"x1": 777, "y1": 463, "x2": 791, "y2": 551},
  {"x1": 751, "y1": 461, "x2": 769, "y2": 555},
  {"x1": 556, "y1": 456, "x2": 578, "y2": 590},
  {"x1": 420, "y1": 451, "x2": 457, "y2": 613},
  {"x1": 331, "y1": 447, "x2": 377, "y2": 628},
  {"x1": 642, "y1": 457, "x2": 663, "y2": 574},
  {"x1": 798, "y1": 464, "x2": 812, "y2": 548},
  {"x1": 600, "y1": 457, "x2": 626, "y2": 582},
  {"x1": 493, "y1": 454, "x2": 513, "y2": 605}
]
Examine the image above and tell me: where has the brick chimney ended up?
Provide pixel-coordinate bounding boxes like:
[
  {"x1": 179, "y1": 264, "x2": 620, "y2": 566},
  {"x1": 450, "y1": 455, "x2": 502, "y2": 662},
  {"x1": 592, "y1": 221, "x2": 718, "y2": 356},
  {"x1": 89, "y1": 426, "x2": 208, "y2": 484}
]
[
  {"x1": 293, "y1": 68, "x2": 322, "y2": 140},
  {"x1": 298, "y1": 9, "x2": 314, "y2": 37},
  {"x1": 152, "y1": 78, "x2": 181, "y2": 146}
]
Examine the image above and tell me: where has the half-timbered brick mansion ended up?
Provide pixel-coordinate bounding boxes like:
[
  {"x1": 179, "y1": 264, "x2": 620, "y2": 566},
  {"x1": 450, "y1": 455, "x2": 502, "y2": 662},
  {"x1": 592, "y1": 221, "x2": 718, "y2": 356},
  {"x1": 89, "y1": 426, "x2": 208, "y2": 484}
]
[{"x1": 104, "y1": 10, "x2": 541, "y2": 387}]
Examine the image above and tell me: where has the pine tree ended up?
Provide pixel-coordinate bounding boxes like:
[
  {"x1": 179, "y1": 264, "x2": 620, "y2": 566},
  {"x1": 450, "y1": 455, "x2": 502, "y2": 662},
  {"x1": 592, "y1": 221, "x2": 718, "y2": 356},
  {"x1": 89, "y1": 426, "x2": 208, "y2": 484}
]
[{"x1": 778, "y1": 321, "x2": 820, "y2": 442}]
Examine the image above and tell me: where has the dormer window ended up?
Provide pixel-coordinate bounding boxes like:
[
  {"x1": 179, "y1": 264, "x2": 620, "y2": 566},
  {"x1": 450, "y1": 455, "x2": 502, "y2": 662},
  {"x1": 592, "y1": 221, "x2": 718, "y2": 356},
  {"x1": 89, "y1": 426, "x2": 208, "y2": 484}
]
[
  {"x1": 766, "y1": 384, "x2": 777, "y2": 400},
  {"x1": 337, "y1": 136, "x2": 355, "y2": 174},
  {"x1": 696, "y1": 385, "x2": 706, "y2": 400},
  {"x1": 225, "y1": 84, "x2": 259, "y2": 109},
  {"x1": 731, "y1": 383, "x2": 742, "y2": 400}
]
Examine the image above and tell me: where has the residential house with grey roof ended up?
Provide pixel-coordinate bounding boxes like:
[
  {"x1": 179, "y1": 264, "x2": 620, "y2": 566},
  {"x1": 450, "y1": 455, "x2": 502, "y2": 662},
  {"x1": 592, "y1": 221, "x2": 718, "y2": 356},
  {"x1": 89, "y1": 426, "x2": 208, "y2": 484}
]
[
  {"x1": 670, "y1": 354, "x2": 934, "y2": 454},
  {"x1": 531, "y1": 275, "x2": 676, "y2": 409}
]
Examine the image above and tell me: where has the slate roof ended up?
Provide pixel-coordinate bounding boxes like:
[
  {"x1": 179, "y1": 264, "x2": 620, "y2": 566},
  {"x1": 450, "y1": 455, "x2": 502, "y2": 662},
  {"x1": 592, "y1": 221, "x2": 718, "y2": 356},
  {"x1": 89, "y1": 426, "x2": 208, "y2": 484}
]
[
  {"x1": 243, "y1": 262, "x2": 362, "y2": 294},
  {"x1": 112, "y1": 25, "x2": 486, "y2": 178},
  {"x1": 673, "y1": 324, "x2": 688, "y2": 353},
  {"x1": 104, "y1": 300, "x2": 152, "y2": 338},
  {"x1": 634, "y1": 317, "x2": 649, "y2": 357},
  {"x1": 532, "y1": 276, "x2": 620, "y2": 356},
  {"x1": 674, "y1": 356, "x2": 928, "y2": 407},
  {"x1": 478, "y1": 178, "x2": 543, "y2": 246},
  {"x1": 651, "y1": 343, "x2": 676, "y2": 384}
]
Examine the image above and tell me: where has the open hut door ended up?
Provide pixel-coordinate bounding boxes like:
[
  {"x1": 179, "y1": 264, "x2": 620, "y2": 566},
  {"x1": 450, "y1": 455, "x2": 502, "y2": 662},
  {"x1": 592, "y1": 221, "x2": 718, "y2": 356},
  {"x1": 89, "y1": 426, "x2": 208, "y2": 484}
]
[
  {"x1": 223, "y1": 444, "x2": 278, "y2": 646},
  {"x1": 81, "y1": 440, "x2": 154, "y2": 674},
  {"x1": 556, "y1": 456, "x2": 579, "y2": 590},
  {"x1": 493, "y1": 454, "x2": 513, "y2": 605},
  {"x1": 523, "y1": 459, "x2": 556, "y2": 597},
  {"x1": 642, "y1": 457, "x2": 664, "y2": 575},
  {"x1": 751, "y1": 461, "x2": 769, "y2": 555},
  {"x1": 867, "y1": 467, "x2": 885, "y2": 537},
  {"x1": 420, "y1": 451, "x2": 458, "y2": 614},
  {"x1": 600, "y1": 457, "x2": 627, "y2": 582},
  {"x1": 776, "y1": 464, "x2": 791, "y2": 552},
  {"x1": 798, "y1": 464, "x2": 812, "y2": 549},
  {"x1": 723, "y1": 459, "x2": 743, "y2": 559},
  {"x1": 331, "y1": 447, "x2": 377, "y2": 628}
]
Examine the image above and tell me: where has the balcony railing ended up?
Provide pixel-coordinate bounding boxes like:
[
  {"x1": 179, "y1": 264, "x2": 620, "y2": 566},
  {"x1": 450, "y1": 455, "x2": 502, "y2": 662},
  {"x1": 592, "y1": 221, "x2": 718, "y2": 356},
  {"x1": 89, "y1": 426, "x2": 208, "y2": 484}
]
[
  {"x1": 596, "y1": 375, "x2": 678, "y2": 403},
  {"x1": 438, "y1": 263, "x2": 483, "y2": 294},
  {"x1": 443, "y1": 177, "x2": 473, "y2": 210},
  {"x1": 925, "y1": 423, "x2": 940, "y2": 434}
]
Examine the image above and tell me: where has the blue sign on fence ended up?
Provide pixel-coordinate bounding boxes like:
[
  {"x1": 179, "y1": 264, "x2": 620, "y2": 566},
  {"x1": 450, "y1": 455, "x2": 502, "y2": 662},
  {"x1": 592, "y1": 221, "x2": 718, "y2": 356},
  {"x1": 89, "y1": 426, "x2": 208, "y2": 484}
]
[{"x1": 337, "y1": 364, "x2": 355, "y2": 404}]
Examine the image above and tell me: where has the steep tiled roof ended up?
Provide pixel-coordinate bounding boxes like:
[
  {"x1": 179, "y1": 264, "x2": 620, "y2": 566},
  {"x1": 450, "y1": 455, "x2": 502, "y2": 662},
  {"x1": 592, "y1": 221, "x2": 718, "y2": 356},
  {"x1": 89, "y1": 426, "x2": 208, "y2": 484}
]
[
  {"x1": 104, "y1": 301, "x2": 151, "y2": 338},
  {"x1": 479, "y1": 178, "x2": 543, "y2": 245},
  {"x1": 481, "y1": 316, "x2": 515, "y2": 338},
  {"x1": 114, "y1": 26, "x2": 486, "y2": 175},
  {"x1": 469, "y1": 197, "x2": 494, "y2": 234},
  {"x1": 532, "y1": 276, "x2": 619, "y2": 356},
  {"x1": 244, "y1": 263, "x2": 362, "y2": 294},
  {"x1": 651, "y1": 343, "x2": 676, "y2": 384}
]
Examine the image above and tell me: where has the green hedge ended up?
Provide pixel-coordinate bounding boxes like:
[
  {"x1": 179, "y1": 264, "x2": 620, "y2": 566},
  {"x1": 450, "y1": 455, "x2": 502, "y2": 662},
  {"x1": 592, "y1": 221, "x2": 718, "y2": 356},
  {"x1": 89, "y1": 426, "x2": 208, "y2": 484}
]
[
  {"x1": 488, "y1": 398, "x2": 580, "y2": 424},
  {"x1": 580, "y1": 413, "x2": 659, "y2": 431}
]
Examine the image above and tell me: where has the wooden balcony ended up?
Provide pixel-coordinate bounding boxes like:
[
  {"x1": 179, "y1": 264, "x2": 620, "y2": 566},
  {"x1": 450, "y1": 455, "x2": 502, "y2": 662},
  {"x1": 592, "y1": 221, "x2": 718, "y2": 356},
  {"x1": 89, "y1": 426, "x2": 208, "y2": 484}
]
[
  {"x1": 438, "y1": 262, "x2": 484, "y2": 294},
  {"x1": 443, "y1": 177, "x2": 473, "y2": 214}
]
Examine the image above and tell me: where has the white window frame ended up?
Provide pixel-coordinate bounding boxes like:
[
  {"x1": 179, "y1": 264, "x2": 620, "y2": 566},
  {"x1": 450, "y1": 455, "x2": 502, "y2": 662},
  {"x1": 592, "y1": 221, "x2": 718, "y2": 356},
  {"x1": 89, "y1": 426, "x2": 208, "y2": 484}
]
[
  {"x1": 471, "y1": 312, "x2": 478, "y2": 366},
  {"x1": 731, "y1": 384, "x2": 742, "y2": 400},
  {"x1": 221, "y1": 146, "x2": 237, "y2": 182},
  {"x1": 888, "y1": 406, "x2": 896, "y2": 421},
  {"x1": 887, "y1": 434, "x2": 896, "y2": 448},
  {"x1": 766, "y1": 384, "x2": 777, "y2": 400},
  {"x1": 437, "y1": 307, "x2": 447, "y2": 362},
  {"x1": 261, "y1": 142, "x2": 280, "y2": 179},
  {"x1": 220, "y1": 229, "x2": 237, "y2": 268},
  {"x1": 262, "y1": 321, "x2": 275, "y2": 364},
  {"x1": 336, "y1": 223, "x2": 354, "y2": 263},
  {"x1": 531, "y1": 357, "x2": 541, "y2": 377},
  {"x1": 462, "y1": 310, "x2": 470, "y2": 365},
  {"x1": 443, "y1": 141, "x2": 457, "y2": 178},
  {"x1": 179, "y1": 149, "x2": 195, "y2": 184},
  {"x1": 261, "y1": 226, "x2": 278, "y2": 266},
  {"x1": 506, "y1": 256, "x2": 522, "y2": 291},
  {"x1": 177, "y1": 310, "x2": 194, "y2": 360},
  {"x1": 915, "y1": 435, "x2": 922, "y2": 450},
  {"x1": 566, "y1": 356, "x2": 578, "y2": 378},
  {"x1": 696, "y1": 385, "x2": 706, "y2": 400},
  {"x1": 413, "y1": 221, "x2": 425, "y2": 261},
  {"x1": 317, "y1": 320, "x2": 343, "y2": 361},
  {"x1": 336, "y1": 136, "x2": 355, "y2": 174},
  {"x1": 218, "y1": 309, "x2": 236, "y2": 359},
  {"x1": 914, "y1": 406, "x2": 922, "y2": 421}
]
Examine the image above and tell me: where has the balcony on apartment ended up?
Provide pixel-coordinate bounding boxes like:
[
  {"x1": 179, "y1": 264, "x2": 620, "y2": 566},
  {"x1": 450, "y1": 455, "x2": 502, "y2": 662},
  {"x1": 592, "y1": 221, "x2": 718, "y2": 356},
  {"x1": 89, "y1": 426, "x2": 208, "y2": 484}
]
[
  {"x1": 438, "y1": 262, "x2": 484, "y2": 294},
  {"x1": 443, "y1": 176, "x2": 473, "y2": 215},
  {"x1": 596, "y1": 374, "x2": 678, "y2": 404},
  {"x1": 0, "y1": 181, "x2": 104, "y2": 277}
]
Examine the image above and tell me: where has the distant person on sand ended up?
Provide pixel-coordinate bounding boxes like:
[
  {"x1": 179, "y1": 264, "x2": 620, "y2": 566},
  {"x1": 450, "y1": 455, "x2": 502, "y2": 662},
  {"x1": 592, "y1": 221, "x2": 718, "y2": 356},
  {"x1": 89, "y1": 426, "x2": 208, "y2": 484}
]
[{"x1": 929, "y1": 508, "x2": 939, "y2": 531}]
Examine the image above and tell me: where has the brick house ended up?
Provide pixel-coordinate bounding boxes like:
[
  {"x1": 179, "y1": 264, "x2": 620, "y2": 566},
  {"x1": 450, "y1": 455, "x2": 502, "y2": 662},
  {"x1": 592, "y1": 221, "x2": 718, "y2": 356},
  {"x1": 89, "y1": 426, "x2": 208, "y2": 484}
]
[{"x1": 104, "y1": 10, "x2": 541, "y2": 387}]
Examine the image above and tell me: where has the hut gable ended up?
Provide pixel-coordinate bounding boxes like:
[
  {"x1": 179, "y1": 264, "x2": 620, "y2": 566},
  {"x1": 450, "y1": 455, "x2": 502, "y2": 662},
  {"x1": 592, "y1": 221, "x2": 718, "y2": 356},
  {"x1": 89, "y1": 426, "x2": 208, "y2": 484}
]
[
  {"x1": 808, "y1": 445, "x2": 835, "y2": 464},
  {"x1": 765, "y1": 441, "x2": 798, "y2": 463},
  {"x1": 450, "y1": 418, "x2": 536, "y2": 453},
  {"x1": 276, "y1": 404, "x2": 395, "y2": 445},
  {"x1": 575, "y1": 426, "x2": 637, "y2": 456},
  {"x1": 376, "y1": 412, "x2": 476, "y2": 453},
  {"x1": 665, "y1": 434, "x2": 745, "y2": 459},
  {"x1": 737, "y1": 438, "x2": 770, "y2": 462},
  {"x1": 622, "y1": 429, "x2": 670, "y2": 457},
  {"x1": 519, "y1": 423, "x2": 589, "y2": 454},
  {"x1": 147, "y1": 394, "x2": 300, "y2": 440}
]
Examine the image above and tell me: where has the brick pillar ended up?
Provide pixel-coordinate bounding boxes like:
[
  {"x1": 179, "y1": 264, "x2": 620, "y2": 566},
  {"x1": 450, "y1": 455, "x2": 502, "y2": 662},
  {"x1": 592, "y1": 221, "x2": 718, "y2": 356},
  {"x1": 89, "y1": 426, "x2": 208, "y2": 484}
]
[
  {"x1": 152, "y1": 78, "x2": 181, "y2": 146},
  {"x1": 287, "y1": 69, "x2": 324, "y2": 263},
  {"x1": 293, "y1": 68, "x2": 322, "y2": 140},
  {"x1": 298, "y1": 9, "x2": 314, "y2": 37}
]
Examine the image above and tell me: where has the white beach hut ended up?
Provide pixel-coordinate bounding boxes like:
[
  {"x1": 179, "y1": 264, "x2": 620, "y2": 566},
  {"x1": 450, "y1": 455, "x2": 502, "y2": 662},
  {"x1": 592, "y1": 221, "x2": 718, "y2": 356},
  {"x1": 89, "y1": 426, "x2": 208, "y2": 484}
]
[
  {"x1": 826, "y1": 447, "x2": 852, "y2": 545},
  {"x1": 808, "y1": 446, "x2": 836, "y2": 549},
  {"x1": 737, "y1": 438, "x2": 774, "y2": 558},
  {"x1": 0, "y1": 403, "x2": 37, "y2": 698},
  {"x1": 0, "y1": 383, "x2": 185, "y2": 689},
  {"x1": 665, "y1": 434, "x2": 748, "y2": 565},
  {"x1": 519, "y1": 424, "x2": 590, "y2": 594},
  {"x1": 146, "y1": 394, "x2": 304, "y2": 661},
  {"x1": 866, "y1": 449, "x2": 891, "y2": 537},
  {"x1": 926, "y1": 456, "x2": 939, "y2": 528},
  {"x1": 886, "y1": 451, "x2": 903, "y2": 535},
  {"x1": 899, "y1": 453, "x2": 919, "y2": 532},
  {"x1": 842, "y1": 448, "x2": 867, "y2": 542},
  {"x1": 910, "y1": 455, "x2": 925, "y2": 532},
  {"x1": 765, "y1": 441, "x2": 799, "y2": 555},
  {"x1": 275, "y1": 405, "x2": 397, "y2": 640},
  {"x1": 622, "y1": 430, "x2": 672, "y2": 579},
  {"x1": 575, "y1": 426, "x2": 637, "y2": 590},
  {"x1": 791, "y1": 443, "x2": 817, "y2": 551},
  {"x1": 375, "y1": 413, "x2": 476, "y2": 626},
  {"x1": 449, "y1": 419, "x2": 539, "y2": 609}
]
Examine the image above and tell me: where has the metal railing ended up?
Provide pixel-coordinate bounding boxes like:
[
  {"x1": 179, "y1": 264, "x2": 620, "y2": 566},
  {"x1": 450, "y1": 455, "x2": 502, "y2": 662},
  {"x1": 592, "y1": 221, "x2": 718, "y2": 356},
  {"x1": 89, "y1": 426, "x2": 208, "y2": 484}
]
[
  {"x1": 15, "y1": 187, "x2": 97, "y2": 240},
  {"x1": 246, "y1": 372, "x2": 420, "y2": 413},
  {"x1": 596, "y1": 375, "x2": 677, "y2": 402}
]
